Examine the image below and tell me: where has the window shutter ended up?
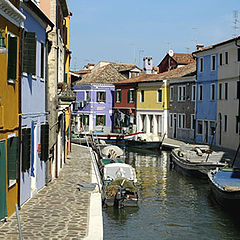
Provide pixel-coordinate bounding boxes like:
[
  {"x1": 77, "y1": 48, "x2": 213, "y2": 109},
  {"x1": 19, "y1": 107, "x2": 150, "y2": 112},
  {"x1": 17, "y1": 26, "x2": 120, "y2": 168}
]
[
  {"x1": 119, "y1": 91, "x2": 122, "y2": 102},
  {"x1": 104, "y1": 115, "x2": 106, "y2": 126},
  {"x1": 22, "y1": 128, "x2": 31, "y2": 172},
  {"x1": 23, "y1": 32, "x2": 36, "y2": 75},
  {"x1": 7, "y1": 137, "x2": 18, "y2": 180},
  {"x1": 7, "y1": 36, "x2": 17, "y2": 81},
  {"x1": 104, "y1": 92, "x2": 106, "y2": 102},
  {"x1": 40, "y1": 124, "x2": 49, "y2": 161},
  {"x1": 128, "y1": 90, "x2": 130, "y2": 103},
  {"x1": 132, "y1": 90, "x2": 135, "y2": 102}
]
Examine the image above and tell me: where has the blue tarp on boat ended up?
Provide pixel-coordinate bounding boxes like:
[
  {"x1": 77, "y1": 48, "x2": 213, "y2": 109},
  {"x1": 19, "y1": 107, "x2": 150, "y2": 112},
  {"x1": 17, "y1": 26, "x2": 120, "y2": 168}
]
[{"x1": 213, "y1": 169, "x2": 240, "y2": 188}]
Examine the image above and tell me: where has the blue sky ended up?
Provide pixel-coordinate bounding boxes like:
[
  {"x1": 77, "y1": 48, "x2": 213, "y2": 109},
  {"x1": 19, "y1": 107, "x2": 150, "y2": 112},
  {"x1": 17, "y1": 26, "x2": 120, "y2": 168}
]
[{"x1": 68, "y1": 0, "x2": 240, "y2": 70}]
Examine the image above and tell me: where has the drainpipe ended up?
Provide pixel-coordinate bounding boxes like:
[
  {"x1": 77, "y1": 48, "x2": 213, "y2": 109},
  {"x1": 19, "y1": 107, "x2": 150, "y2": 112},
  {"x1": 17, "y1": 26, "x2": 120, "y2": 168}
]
[
  {"x1": 232, "y1": 38, "x2": 240, "y2": 167},
  {"x1": 45, "y1": 24, "x2": 54, "y2": 185},
  {"x1": 18, "y1": 27, "x2": 24, "y2": 209}
]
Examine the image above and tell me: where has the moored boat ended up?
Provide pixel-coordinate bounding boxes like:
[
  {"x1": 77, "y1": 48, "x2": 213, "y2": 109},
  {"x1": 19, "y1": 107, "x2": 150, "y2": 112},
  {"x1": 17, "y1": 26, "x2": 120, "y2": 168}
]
[
  {"x1": 102, "y1": 163, "x2": 138, "y2": 208},
  {"x1": 208, "y1": 168, "x2": 240, "y2": 211},
  {"x1": 170, "y1": 144, "x2": 226, "y2": 178},
  {"x1": 125, "y1": 133, "x2": 164, "y2": 150}
]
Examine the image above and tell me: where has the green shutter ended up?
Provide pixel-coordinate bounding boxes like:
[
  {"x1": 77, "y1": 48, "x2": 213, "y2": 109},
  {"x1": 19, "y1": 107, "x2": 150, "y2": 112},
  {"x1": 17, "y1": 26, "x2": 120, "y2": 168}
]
[
  {"x1": 64, "y1": 73, "x2": 68, "y2": 83},
  {"x1": 40, "y1": 124, "x2": 49, "y2": 161},
  {"x1": 7, "y1": 137, "x2": 18, "y2": 181},
  {"x1": 23, "y1": 32, "x2": 36, "y2": 75},
  {"x1": 22, "y1": 128, "x2": 31, "y2": 172},
  {"x1": 104, "y1": 115, "x2": 106, "y2": 126},
  {"x1": 119, "y1": 91, "x2": 122, "y2": 102},
  {"x1": 104, "y1": 92, "x2": 106, "y2": 102},
  {"x1": 7, "y1": 36, "x2": 17, "y2": 81},
  {"x1": 132, "y1": 90, "x2": 135, "y2": 102}
]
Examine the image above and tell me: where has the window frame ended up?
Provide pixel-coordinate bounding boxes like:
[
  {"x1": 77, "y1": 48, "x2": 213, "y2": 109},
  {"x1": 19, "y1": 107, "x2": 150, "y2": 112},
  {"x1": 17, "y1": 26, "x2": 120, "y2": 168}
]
[
  {"x1": 140, "y1": 90, "x2": 144, "y2": 103},
  {"x1": 178, "y1": 85, "x2": 186, "y2": 102},
  {"x1": 192, "y1": 85, "x2": 196, "y2": 101},
  {"x1": 157, "y1": 89, "x2": 163, "y2": 103},
  {"x1": 224, "y1": 82, "x2": 228, "y2": 100},
  {"x1": 225, "y1": 51, "x2": 229, "y2": 64},
  {"x1": 210, "y1": 83, "x2": 215, "y2": 101},
  {"x1": 97, "y1": 91, "x2": 106, "y2": 103},
  {"x1": 197, "y1": 120, "x2": 203, "y2": 135},
  {"x1": 211, "y1": 55, "x2": 216, "y2": 71},
  {"x1": 170, "y1": 86, "x2": 174, "y2": 102},
  {"x1": 115, "y1": 89, "x2": 122, "y2": 103},
  {"x1": 96, "y1": 115, "x2": 106, "y2": 126},
  {"x1": 199, "y1": 84, "x2": 203, "y2": 101},
  {"x1": 128, "y1": 88, "x2": 135, "y2": 103},
  {"x1": 219, "y1": 53, "x2": 223, "y2": 66},
  {"x1": 219, "y1": 83, "x2": 222, "y2": 100},
  {"x1": 199, "y1": 57, "x2": 204, "y2": 72}
]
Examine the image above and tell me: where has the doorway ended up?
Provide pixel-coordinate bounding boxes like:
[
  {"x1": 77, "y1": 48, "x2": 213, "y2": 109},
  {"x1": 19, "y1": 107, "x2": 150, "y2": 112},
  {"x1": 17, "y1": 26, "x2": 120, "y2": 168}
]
[{"x1": 204, "y1": 121, "x2": 209, "y2": 143}]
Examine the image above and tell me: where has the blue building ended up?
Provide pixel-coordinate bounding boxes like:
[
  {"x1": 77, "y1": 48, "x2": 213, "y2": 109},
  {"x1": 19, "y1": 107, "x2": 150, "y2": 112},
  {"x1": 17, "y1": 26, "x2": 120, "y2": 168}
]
[
  {"x1": 194, "y1": 47, "x2": 218, "y2": 144},
  {"x1": 20, "y1": 0, "x2": 53, "y2": 206}
]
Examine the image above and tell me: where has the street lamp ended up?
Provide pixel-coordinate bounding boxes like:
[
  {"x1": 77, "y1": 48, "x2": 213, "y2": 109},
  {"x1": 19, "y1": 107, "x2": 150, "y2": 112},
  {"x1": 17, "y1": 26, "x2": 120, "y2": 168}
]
[{"x1": 0, "y1": 29, "x2": 7, "y2": 54}]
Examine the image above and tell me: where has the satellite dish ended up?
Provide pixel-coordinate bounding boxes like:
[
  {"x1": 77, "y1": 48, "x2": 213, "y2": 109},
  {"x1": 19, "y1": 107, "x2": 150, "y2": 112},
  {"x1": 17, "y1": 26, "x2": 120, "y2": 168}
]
[{"x1": 168, "y1": 49, "x2": 174, "y2": 57}]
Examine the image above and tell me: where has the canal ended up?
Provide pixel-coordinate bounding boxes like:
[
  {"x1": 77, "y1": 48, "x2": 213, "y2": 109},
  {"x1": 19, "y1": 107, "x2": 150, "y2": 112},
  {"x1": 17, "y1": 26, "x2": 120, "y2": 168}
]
[{"x1": 103, "y1": 148, "x2": 240, "y2": 240}]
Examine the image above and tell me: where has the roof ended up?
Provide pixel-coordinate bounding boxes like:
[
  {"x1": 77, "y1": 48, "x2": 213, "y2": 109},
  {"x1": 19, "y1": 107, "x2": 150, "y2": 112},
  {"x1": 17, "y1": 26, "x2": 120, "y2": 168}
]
[
  {"x1": 171, "y1": 53, "x2": 195, "y2": 65},
  {"x1": 115, "y1": 62, "x2": 196, "y2": 84},
  {"x1": 193, "y1": 36, "x2": 240, "y2": 54},
  {"x1": 75, "y1": 62, "x2": 141, "y2": 84},
  {"x1": 70, "y1": 70, "x2": 91, "y2": 75}
]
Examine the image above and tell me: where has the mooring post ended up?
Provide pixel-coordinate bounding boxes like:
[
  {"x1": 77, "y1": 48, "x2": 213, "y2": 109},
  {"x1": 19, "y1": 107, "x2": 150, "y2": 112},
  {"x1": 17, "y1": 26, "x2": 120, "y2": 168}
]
[{"x1": 15, "y1": 204, "x2": 23, "y2": 240}]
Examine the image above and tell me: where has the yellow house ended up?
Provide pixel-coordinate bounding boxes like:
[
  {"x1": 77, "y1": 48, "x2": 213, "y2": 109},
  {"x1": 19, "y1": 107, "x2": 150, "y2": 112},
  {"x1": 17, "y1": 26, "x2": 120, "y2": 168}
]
[
  {"x1": 0, "y1": 0, "x2": 25, "y2": 220},
  {"x1": 137, "y1": 78, "x2": 169, "y2": 136}
]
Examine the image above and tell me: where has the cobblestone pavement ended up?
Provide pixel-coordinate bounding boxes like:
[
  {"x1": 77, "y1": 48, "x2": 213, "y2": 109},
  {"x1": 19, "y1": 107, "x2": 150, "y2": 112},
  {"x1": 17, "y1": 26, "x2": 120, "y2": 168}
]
[{"x1": 0, "y1": 144, "x2": 92, "y2": 240}]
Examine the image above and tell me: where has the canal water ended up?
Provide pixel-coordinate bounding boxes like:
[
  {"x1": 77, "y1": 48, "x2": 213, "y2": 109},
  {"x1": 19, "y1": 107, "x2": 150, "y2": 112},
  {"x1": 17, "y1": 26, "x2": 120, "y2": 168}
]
[{"x1": 103, "y1": 148, "x2": 240, "y2": 240}]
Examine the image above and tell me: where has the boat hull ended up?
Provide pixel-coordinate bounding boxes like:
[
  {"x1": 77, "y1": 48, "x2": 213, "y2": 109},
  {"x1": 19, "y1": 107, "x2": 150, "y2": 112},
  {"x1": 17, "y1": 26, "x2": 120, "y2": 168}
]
[
  {"x1": 104, "y1": 198, "x2": 138, "y2": 207},
  {"x1": 170, "y1": 151, "x2": 225, "y2": 179},
  {"x1": 125, "y1": 139, "x2": 162, "y2": 150},
  {"x1": 208, "y1": 171, "x2": 240, "y2": 211}
]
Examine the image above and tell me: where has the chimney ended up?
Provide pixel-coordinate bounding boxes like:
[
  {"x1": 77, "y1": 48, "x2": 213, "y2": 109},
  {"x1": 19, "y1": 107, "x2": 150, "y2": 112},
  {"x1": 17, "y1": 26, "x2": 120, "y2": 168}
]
[
  {"x1": 196, "y1": 44, "x2": 204, "y2": 51},
  {"x1": 143, "y1": 57, "x2": 153, "y2": 74}
]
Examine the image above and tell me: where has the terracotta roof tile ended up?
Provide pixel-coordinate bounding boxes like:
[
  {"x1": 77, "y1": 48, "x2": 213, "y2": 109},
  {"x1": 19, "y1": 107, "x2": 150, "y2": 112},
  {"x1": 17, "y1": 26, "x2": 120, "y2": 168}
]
[{"x1": 171, "y1": 53, "x2": 195, "y2": 65}]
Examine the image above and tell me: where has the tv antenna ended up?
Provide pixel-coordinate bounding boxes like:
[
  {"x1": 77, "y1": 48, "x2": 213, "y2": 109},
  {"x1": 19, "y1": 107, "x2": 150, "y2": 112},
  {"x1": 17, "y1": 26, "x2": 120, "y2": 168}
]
[{"x1": 233, "y1": 10, "x2": 239, "y2": 37}]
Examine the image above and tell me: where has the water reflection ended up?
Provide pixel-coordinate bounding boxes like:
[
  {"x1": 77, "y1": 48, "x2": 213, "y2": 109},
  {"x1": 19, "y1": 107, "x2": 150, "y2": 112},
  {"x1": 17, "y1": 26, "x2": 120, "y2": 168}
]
[{"x1": 103, "y1": 148, "x2": 240, "y2": 240}]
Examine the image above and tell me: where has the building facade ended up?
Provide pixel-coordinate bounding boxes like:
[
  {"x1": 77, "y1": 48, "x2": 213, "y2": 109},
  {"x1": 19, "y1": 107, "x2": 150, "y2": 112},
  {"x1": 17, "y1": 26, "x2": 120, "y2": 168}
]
[
  {"x1": 0, "y1": 0, "x2": 25, "y2": 220},
  {"x1": 19, "y1": 0, "x2": 53, "y2": 206},
  {"x1": 72, "y1": 84, "x2": 115, "y2": 134}
]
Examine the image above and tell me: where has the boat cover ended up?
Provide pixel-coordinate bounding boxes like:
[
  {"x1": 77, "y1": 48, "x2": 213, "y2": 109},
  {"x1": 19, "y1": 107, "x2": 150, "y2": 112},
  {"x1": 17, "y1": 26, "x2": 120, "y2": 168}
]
[{"x1": 213, "y1": 169, "x2": 240, "y2": 188}]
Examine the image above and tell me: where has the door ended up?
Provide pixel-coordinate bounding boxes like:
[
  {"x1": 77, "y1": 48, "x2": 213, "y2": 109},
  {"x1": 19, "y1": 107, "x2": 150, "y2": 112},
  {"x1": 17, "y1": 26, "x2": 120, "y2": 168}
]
[
  {"x1": 173, "y1": 114, "x2": 177, "y2": 139},
  {"x1": 31, "y1": 122, "x2": 37, "y2": 196},
  {"x1": 204, "y1": 121, "x2": 209, "y2": 143},
  {"x1": 0, "y1": 140, "x2": 7, "y2": 220}
]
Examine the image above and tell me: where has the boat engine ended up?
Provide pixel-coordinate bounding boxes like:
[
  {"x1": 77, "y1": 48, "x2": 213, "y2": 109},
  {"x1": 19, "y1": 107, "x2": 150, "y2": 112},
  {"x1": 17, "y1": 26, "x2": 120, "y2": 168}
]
[{"x1": 114, "y1": 186, "x2": 126, "y2": 208}]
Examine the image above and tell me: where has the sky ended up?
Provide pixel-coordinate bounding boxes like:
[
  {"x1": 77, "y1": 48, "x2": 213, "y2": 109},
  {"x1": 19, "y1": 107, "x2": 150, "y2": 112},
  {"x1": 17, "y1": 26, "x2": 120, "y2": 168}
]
[{"x1": 68, "y1": 0, "x2": 240, "y2": 70}]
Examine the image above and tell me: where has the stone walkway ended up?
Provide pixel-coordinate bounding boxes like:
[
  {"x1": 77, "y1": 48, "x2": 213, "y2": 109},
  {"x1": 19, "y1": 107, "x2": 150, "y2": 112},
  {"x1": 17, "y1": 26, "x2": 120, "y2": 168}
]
[{"x1": 0, "y1": 144, "x2": 93, "y2": 240}]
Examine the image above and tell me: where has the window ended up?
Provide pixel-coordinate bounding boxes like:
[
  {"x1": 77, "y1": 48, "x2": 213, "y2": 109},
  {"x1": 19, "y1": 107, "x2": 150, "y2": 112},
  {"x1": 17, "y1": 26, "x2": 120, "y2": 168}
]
[
  {"x1": 170, "y1": 86, "x2": 174, "y2": 101},
  {"x1": 210, "y1": 121, "x2": 216, "y2": 136},
  {"x1": 219, "y1": 83, "x2": 222, "y2": 100},
  {"x1": 191, "y1": 114, "x2": 195, "y2": 130},
  {"x1": 224, "y1": 82, "x2": 228, "y2": 100},
  {"x1": 96, "y1": 115, "x2": 106, "y2": 126},
  {"x1": 140, "y1": 90, "x2": 144, "y2": 102},
  {"x1": 82, "y1": 115, "x2": 89, "y2": 126},
  {"x1": 238, "y1": 48, "x2": 240, "y2": 62},
  {"x1": 85, "y1": 91, "x2": 90, "y2": 101},
  {"x1": 40, "y1": 42, "x2": 44, "y2": 79},
  {"x1": 210, "y1": 84, "x2": 215, "y2": 101},
  {"x1": 169, "y1": 113, "x2": 173, "y2": 128},
  {"x1": 225, "y1": 52, "x2": 229, "y2": 64},
  {"x1": 128, "y1": 89, "x2": 135, "y2": 103},
  {"x1": 211, "y1": 55, "x2": 216, "y2": 71},
  {"x1": 116, "y1": 89, "x2": 121, "y2": 103},
  {"x1": 40, "y1": 124, "x2": 49, "y2": 161},
  {"x1": 178, "y1": 114, "x2": 186, "y2": 128},
  {"x1": 219, "y1": 53, "x2": 223, "y2": 66},
  {"x1": 197, "y1": 120, "x2": 203, "y2": 135},
  {"x1": 192, "y1": 85, "x2": 196, "y2": 101},
  {"x1": 178, "y1": 86, "x2": 186, "y2": 101},
  {"x1": 7, "y1": 137, "x2": 18, "y2": 187},
  {"x1": 237, "y1": 81, "x2": 240, "y2": 99},
  {"x1": 157, "y1": 89, "x2": 162, "y2": 103},
  {"x1": 97, "y1": 91, "x2": 106, "y2": 102},
  {"x1": 199, "y1": 57, "x2": 204, "y2": 72},
  {"x1": 224, "y1": 115, "x2": 227, "y2": 132},
  {"x1": 23, "y1": 32, "x2": 37, "y2": 75},
  {"x1": 199, "y1": 85, "x2": 203, "y2": 101},
  {"x1": 7, "y1": 34, "x2": 17, "y2": 82}
]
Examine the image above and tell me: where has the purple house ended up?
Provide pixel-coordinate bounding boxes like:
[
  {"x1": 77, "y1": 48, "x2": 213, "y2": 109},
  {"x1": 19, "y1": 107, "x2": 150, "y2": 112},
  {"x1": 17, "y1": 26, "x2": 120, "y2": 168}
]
[
  {"x1": 72, "y1": 61, "x2": 141, "y2": 134},
  {"x1": 73, "y1": 84, "x2": 115, "y2": 134}
]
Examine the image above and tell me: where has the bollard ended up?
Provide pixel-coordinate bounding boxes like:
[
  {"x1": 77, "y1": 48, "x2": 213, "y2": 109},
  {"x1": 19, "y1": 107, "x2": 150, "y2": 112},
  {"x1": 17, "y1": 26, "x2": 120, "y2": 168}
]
[{"x1": 15, "y1": 204, "x2": 23, "y2": 240}]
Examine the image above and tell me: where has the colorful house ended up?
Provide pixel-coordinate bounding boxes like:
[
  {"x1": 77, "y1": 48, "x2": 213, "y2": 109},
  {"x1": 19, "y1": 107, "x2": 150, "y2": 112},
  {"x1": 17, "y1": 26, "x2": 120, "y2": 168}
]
[
  {"x1": 194, "y1": 45, "x2": 218, "y2": 145},
  {"x1": 113, "y1": 80, "x2": 137, "y2": 134},
  {"x1": 72, "y1": 61, "x2": 141, "y2": 134},
  {"x1": 0, "y1": 0, "x2": 25, "y2": 220},
  {"x1": 19, "y1": 0, "x2": 54, "y2": 206},
  {"x1": 135, "y1": 75, "x2": 169, "y2": 136},
  {"x1": 73, "y1": 84, "x2": 115, "y2": 134},
  {"x1": 194, "y1": 38, "x2": 240, "y2": 150},
  {"x1": 167, "y1": 63, "x2": 196, "y2": 142}
]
